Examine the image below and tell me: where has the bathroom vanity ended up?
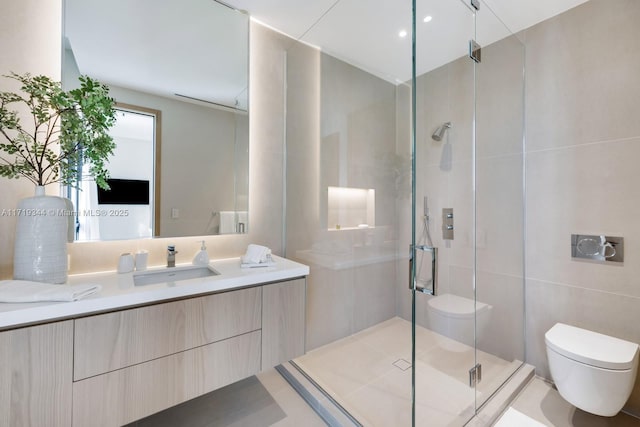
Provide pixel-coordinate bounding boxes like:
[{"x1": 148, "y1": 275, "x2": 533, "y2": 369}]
[{"x1": 0, "y1": 256, "x2": 308, "y2": 427}]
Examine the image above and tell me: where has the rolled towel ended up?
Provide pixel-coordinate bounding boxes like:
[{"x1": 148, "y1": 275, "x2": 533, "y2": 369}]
[{"x1": 0, "y1": 280, "x2": 102, "y2": 303}]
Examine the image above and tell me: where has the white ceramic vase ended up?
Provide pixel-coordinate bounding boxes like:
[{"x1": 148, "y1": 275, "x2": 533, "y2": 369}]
[{"x1": 13, "y1": 186, "x2": 71, "y2": 284}]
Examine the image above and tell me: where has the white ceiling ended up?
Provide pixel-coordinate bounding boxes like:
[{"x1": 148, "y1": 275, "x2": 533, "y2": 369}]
[
  {"x1": 65, "y1": 0, "x2": 589, "y2": 106},
  {"x1": 226, "y1": 0, "x2": 589, "y2": 82},
  {"x1": 65, "y1": 0, "x2": 249, "y2": 109}
]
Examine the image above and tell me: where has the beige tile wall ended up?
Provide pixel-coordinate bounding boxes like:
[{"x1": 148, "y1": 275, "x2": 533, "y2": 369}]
[
  {"x1": 523, "y1": 0, "x2": 640, "y2": 415},
  {"x1": 397, "y1": 29, "x2": 526, "y2": 368},
  {"x1": 395, "y1": 56, "x2": 475, "y2": 329},
  {"x1": 285, "y1": 43, "x2": 399, "y2": 350}
]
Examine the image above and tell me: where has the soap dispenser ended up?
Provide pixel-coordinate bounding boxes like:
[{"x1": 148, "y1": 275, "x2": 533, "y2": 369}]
[{"x1": 192, "y1": 240, "x2": 210, "y2": 266}]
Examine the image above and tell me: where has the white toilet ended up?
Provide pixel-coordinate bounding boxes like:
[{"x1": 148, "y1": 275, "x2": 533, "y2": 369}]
[
  {"x1": 545, "y1": 323, "x2": 639, "y2": 417},
  {"x1": 426, "y1": 293, "x2": 492, "y2": 348}
]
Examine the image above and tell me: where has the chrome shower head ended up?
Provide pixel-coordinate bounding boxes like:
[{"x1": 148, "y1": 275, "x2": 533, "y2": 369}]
[{"x1": 431, "y1": 122, "x2": 451, "y2": 141}]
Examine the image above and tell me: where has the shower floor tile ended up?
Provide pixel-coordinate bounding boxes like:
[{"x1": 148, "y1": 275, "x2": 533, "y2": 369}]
[
  {"x1": 341, "y1": 358, "x2": 477, "y2": 427},
  {"x1": 292, "y1": 333, "x2": 398, "y2": 399},
  {"x1": 295, "y1": 317, "x2": 518, "y2": 427}
]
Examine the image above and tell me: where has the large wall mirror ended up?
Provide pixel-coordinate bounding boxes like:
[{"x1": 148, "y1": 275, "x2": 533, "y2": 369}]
[{"x1": 62, "y1": 0, "x2": 249, "y2": 241}]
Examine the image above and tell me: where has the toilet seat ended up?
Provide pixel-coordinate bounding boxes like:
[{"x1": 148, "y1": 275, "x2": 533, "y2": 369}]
[
  {"x1": 427, "y1": 293, "x2": 490, "y2": 319},
  {"x1": 545, "y1": 323, "x2": 638, "y2": 370}
]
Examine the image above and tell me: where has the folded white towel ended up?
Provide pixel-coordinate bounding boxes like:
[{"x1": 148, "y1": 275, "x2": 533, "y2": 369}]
[
  {"x1": 240, "y1": 261, "x2": 276, "y2": 269},
  {"x1": 0, "y1": 280, "x2": 102, "y2": 303},
  {"x1": 219, "y1": 211, "x2": 236, "y2": 234},
  {"x1": 242, "y1": 244, "x2": 272, "y2": 264}
]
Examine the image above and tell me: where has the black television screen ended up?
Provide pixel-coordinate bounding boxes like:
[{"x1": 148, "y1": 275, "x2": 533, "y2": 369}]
[{"x1": 97, "y1": 179, "x2": 150, "y2": 205}]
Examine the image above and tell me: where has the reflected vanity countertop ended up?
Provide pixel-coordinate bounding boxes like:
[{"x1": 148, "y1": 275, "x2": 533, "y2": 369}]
[
  {"x1": 0, "y1": 255, "x2": 309, "y2": 331},
  {"x1": 295, "y1": 243, "x2": 406, "y2": 270}
]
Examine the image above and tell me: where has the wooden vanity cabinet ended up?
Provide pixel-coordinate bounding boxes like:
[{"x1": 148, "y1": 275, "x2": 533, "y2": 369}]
[
  {"x1": 261, "y1": 278, "x2": 306, "y2": 368},
  {"x1": 72, "y1": 330, "x2": 262, "y2": 426},
  {"x1": 0, "y1": 277, "x2": 306, "y2": 427},
  {"x1": 72, "y1": 278, "x2": 305, "y2": 426},
  {"x1": 73, "y1": 286, "x2": 263, "y2": 381}
]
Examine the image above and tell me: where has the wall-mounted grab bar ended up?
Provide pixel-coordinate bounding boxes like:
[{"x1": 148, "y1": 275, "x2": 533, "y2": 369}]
[{"x1": 409, "y1": 244, "x2": 437, "y2": 295}]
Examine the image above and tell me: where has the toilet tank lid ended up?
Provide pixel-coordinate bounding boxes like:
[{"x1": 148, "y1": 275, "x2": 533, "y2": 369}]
[
  {"x1": 545, "y1": 323, "x2": 639, "y2": 370},
  {"x1": 427, "y1": 293, "x2": 490, "y2": 318}
]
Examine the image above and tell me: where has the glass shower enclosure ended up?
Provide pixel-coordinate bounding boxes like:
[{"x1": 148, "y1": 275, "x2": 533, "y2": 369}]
[
  {"x1": 409, "y1": 0, "x2": 525, "y2": 424},
  {"x1": 284, "y1": 0, "x2": 525, "y2": 425}
]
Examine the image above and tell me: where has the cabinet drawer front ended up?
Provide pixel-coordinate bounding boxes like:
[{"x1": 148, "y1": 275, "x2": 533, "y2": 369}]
[
  {"x1": 72, "y1": 330, "x2": 261, "y2": 427},
  {"x1": 0, "y1": 321, "x2": 73, "y2": 427},
  {"x1": 262, "y1": 278, "x2": 306, "y2": 369},
  {"x1": 74, "y1": 287, "x2": 261, "y2": 380}
]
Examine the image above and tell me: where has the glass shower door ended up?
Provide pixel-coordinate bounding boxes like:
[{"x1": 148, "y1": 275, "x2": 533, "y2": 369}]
[
  {"x1": 411, "y1": 0, "x2": 525, "y2": 424},
  {"x1": 473, "y1": 0, "x2": 525, "y2": 410},
  {"x1": 412, "y1": 0, "x2": 478, "y2": 425}
]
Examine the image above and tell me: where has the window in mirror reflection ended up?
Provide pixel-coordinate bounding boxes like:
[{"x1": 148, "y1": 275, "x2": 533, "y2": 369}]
[{"x1": 72, "y1": 106, "x2": 159, "y2": 241}]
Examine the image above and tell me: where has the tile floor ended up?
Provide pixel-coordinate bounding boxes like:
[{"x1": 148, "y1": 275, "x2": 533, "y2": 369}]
[
  {"x1": 125, "y1": 316, "x2": 640, "y2": 426},
  {"x1": 125, "y1": 368, "x2": 325, "y2": 426},
  {"x1": 255, "y1": 370, "x2": 640, "y2": 427},
  {"x1": 294, "y1": 317, "x2": 521, "y2": 426},
  {"x1": 497, "y1": 377, "x2": 640, "y2": 427},
  {"x1": 254, "y1": 369, "x2": 327, "y2": 426},
  {"x1": 261, "y1": 362, "x2": 640, "y2": 427}
]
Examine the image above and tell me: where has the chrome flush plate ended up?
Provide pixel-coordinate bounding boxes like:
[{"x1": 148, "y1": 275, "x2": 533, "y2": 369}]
[{"x1": 571, "y1": 234, "x2": 624, "y2": 263}]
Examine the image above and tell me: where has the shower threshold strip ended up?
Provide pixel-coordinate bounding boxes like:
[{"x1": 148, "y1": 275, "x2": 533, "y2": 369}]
[{"x1": 276, "y1": 361, "x2": 362, "y2": 427}]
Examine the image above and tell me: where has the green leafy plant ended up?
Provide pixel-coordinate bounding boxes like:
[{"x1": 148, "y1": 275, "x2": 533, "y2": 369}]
[{"x1": 0, "y1": 72, "x2": 117, "y2": 189}]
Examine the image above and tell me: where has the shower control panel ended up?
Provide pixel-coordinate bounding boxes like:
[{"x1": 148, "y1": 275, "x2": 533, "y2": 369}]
[{"x1": 442, "y1": 208, "x2": 454, "y2": 240}]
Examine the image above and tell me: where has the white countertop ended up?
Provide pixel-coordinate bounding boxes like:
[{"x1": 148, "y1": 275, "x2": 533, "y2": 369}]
[{"x1": 0, "y1": 255, "x2": 309, "y2": 331}]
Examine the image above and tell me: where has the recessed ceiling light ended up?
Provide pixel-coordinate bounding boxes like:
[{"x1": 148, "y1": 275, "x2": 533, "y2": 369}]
[
  {"x1": 423, "y1": 15, "x2": 433, "y2": 23},
  {"x1": 399, "y1": 30, "x2": 408, "y2": 38}
]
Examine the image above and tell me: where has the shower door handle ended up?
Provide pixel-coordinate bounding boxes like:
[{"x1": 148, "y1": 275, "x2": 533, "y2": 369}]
[{"x1": 409, "y1": 245, "x2": 437, "y2": 295}]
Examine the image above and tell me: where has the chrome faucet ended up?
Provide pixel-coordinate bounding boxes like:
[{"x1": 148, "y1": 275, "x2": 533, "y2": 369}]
[{"x1": 167, "y1": 245, "x2": 178, "y2": 267}]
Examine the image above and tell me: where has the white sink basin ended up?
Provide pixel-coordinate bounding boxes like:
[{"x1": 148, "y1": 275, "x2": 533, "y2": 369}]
[{"x1": 133, "y1": 265, "x2": 220, "y2": 286}]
